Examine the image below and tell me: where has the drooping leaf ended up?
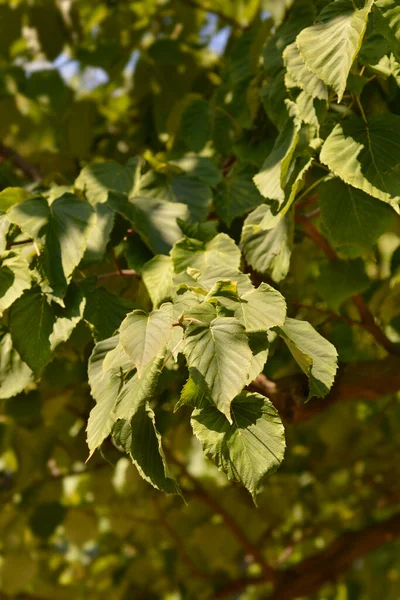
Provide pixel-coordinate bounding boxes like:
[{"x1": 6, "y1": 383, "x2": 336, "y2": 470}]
[
  {"x1": 171, "y1": 174, "x2": 212, "y2": 221},
  {"x1": 254, "y1": 101, "x2": 302, "y2": 206},
  {"x1": 215, "y1": 171, "x2": 264, "y2": 226},
  {"x1": 174, "y1": 375, "x2": 211, "y2": 412},
  {"x1": 142, "y1": 255, "x2": 175, "y2": 308},
  {"x1": 9, "y1": 288, "x2": 56, "y2": 377},
  {"x1": 375, "y1": 0, "x2": 400, "y2": 62},
  {"x1": 0, "y1": 251, "x2": 31, "y2": 315},
  {"x1": 183, "y1": 315, "x2": 252, "y2": 422},
  {"x1": 82, "y1": 281, "x2": 134, "y2": 341},
  {"x1": 296, "y1": 0, "x2": 374, "y2": 102},
  {"x1": 283, "y1": 41, "x2": 328, "y2": 100},
  {"x1": 113, "y1": 406, "x2": 180, "y2": 494},
  {"x1": 0, "y1": 332, "x2": 33, "y2": 399},
  {"x1": 320, "y1": 114, "x2": 400, "y2": 210},
  {"x1": 241, "y1": 204, "x2": 293, "y2": 282},
  {"x1": 83, "y1": 202, "x2": 115, "y2": 264},
  {"x1": 114, "y1": 354, "x2": 164, "y2": 421},
  {"x1": 49, "y1": 284, "x2": 86, "y2": 350},
  {"x1": 8, "y1": 194, "x2": 94, "y2": 298},
  {"x1": 247, "y1": 332, "x2": 270, "y2": 383},
  {"x1": 87, "y1": 335, "x2": 133, "y2": 457},
  {"x1": 319, "y1": 179, "x2": 394, "y2": 257},
  {"x1": 119, "y1": 308, "x2": 172, "y2": 376},
  {"x1": 191, "y1": 391, "x2": 285, "y2": 499},
  {"x1": 276, "y1": 317, "x2": 338, "y2": 399}
]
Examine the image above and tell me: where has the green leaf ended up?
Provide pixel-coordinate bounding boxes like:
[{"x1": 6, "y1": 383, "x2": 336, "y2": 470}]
[
  {"x1": 316, "y1": 259, "x2": 370, "y2": 311},
  {"x1": 319, "y1": 179, "x2": 394, "y2": 257},
  {"x1": 9, "y1": 288, "x2": 56, "y2": 377},
  {"x1": 0, "y1": 251, "x2": 31, "y2": 315},
  {"x1": 49, "y1": 284, "x2": 86, "y2": 350},
  {"x1": 247, "y1": 332, "x2": 270, "y2": 383},
  {"x1": 8, "y1": 194, "x2": 94, "y2": 298},
  {"x1": 0, "y1": 332, "x2": 33, "y2": 400},
  {"x1": 276, "y1": 317, "x2": 338, "y2": 399},
  {"x1": 215, "y1": 171, "x2": 264, "y2": 226},
  {"x1": 320, "y1": 114, "x2": 400, "y2": 210},
  {"x1": 113, "y1": 406, "x2": 180, "y2": 494},
  {"x1": 191, "y1": 391, "x2": 285, "y2": 499},
  {"x1": 82, "y1": 282, "x2": 134, "y2": 341},
  {"x1": 83, "y1": 203, "x2": 115, "y2": 264},
  {"x1": 254, "y1": 101, "x2": 302, "y2": 206},
  {"x1": 0, "y1": 187, "x2": 28, "y2": 213},
  {"x1": 114, "y1": 354, "x2": 164, "y2": 421},
  {"x1": 283, "y1": 41, "x2": 328, "y2": 100},
  {"x1": 87, "y1": 335, "x2": 133, "y2": 458},
  {"x1": 120, "y1": 308, "x2": 172, "y2": 377},
  {"x1": 296, "y1": 0, "x2": 374, "y2": 102},
  {"x1": 142, "y1": 255, "x2": 175, "y2": 308},
  {"x1": 171, "y1": 174, "x2": 212, "y2": 221},
  {"x1": 375, "y1": 0, "x2": 400, "y2": 62},
  {"x1": 169, "y1": 156, "x2": 222, "y2": 187},
  {"x1": 75, "y1": 159, "x2": 140, "y2": 205},
  {"x1": 180, "y1": 98, "x2": 211, "y2": 152},
  {"x1": 174, "y1": 375, "x2": 211, "y2": 412},
  {"x1": 207, "y1": 280, "x2": 287, "y2": 333},
  {"x1": 109, "y1": 193, "x2": 189, "y2": 254},
  {"x1": 241, "y1": 204, "x2": 293, "y2": 283},
  {"x1": 183, "y1": 315, "x2": 252, "y2": 422},
  {"x1": 235, "y1": 284, "x2": 287, "y2": 333},
  {"x1": 171, "y1": 233, "x2": 241, "y2": 274}
]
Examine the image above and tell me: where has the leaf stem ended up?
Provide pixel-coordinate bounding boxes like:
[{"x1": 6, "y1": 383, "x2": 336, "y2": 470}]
[{"x1": 295, "y1": 174, "x2": 329, "y2": 205}]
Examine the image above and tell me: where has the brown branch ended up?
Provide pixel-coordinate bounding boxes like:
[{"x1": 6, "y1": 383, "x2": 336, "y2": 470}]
[
  {"x1": 271, "y1": 512, "x2": 400, "y2": 600},
  {"x1": 294, "y1": 213, "x2": 337, "y2": 260},
  {"x1": 170, "y1": 454, "x2": 277, "y2": 582},
  {"x1": 250, "y1": 354, "x2": 400, "y2": 424},
  {"x1": 216, "y1": 512, "x2": 400, "y2": 599},
  {"x1": 153, "y1": 497, "x2": 208, "y2": 580},
  {"x1": 295, "y1": 214, "x2": 400, "y2": 356},
  {"x1": 0, "y1": 143, "x2": 41, "y2": 182},
  {"x1": 96, "y1": 269, "x2": 139, "y2": 281}
]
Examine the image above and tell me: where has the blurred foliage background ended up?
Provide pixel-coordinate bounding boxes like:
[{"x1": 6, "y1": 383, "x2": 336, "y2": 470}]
[{"x1": 1, "y1": 0, "x2": 400, "y2": 599}]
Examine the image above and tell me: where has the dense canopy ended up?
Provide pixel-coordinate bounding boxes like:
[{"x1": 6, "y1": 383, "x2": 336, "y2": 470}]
[{"x1": 1, "y1": 0, "x2": 400, "y2": 598}]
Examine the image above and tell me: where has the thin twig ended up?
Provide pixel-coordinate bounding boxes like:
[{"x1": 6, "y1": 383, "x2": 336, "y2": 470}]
[
  {"x1": 97, "y1": 269, "x2": 139, "y2": 281},
  {"x1": 0, "y1": 143, "x2": 41, "y2": 182},
  {"x1": 295, "y1": 175, "x2": 329, "y2": 206},
  {"x1": 295, "y1": 216, "x2": 400, "y2": 356},
  {"x1": 170, "y1": 453, "x2": 277, "y2": 582},
  {"x1": 294, "y1": 214, "x2": 337, "y2": 260},
  {"x1": 153, "y1": 497, "x2": 209, "y2": 580},
  {"x1": 6, "y1": 238, "x2": 34, "y2": 250}
]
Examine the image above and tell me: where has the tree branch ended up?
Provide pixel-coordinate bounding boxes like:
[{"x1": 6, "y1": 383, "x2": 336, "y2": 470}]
[
  {"x1": 249, "y1": 355, "x2": 400, "y2": 424},
  {"x1": 170, "y1": 453, "x2": 277, "y2": 582},
  {"x1": 216, "y1": 512, "x2": 400, "y2": 599},
  {"x1": 0, "y1": 143, "x2": 41, "y2": 182},
  {"x1": 271, "y1": 512, "x2": 400, "y2": 600},
  {"x1": 295, "y1": 213, "x2": 400, "y2": 356}
]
